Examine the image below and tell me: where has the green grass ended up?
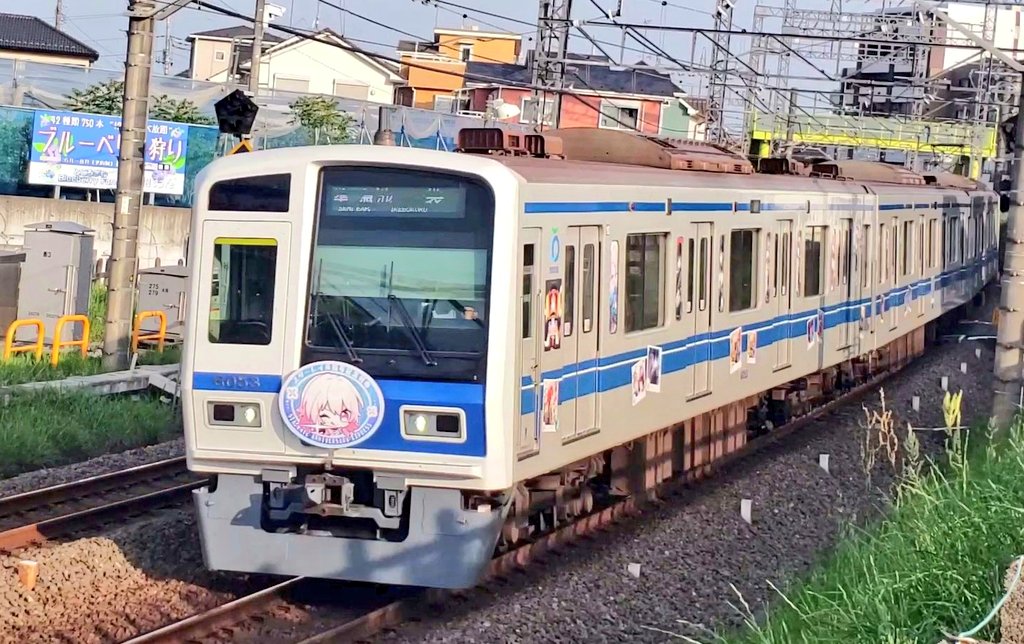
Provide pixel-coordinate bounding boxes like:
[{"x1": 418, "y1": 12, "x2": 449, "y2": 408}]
[
  {"x1": 724, "y1": 424, "x2": 1024, "y2": 644},
  {"x1": 88, "y1": 281, "x2": 106, "y2": 345},
  {"x1": 0, "y1": 390, "x2": 180, "y2": 478}
]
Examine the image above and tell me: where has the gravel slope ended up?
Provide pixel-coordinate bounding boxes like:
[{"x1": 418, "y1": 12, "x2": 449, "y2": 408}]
[
  {"x1": 0, "y1": 438, "x2": 185, "y2": 498},
  {"x1": 377, "y1": 319, "x2": 996, "y2": 643}
]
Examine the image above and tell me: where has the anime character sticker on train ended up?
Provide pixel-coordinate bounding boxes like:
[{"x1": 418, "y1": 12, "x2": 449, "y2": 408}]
[{"x1": 279, "y1": 362, "x2": 385, "y2": 448}]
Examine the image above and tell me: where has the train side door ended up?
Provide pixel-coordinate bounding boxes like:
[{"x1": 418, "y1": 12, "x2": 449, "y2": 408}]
[
  {"x1": 563, "y1": 226, "x2": 600, "y2": 438},
  {"x1": 774, "y1": 220, "x2": 793, "y2": 370},
  {"x1": 688, "y1": 222, "x2": 714, "y2": 397},
  {"x1": 839, "y1": 218, "x2": 855, "y2": 349},
  {"x1": 889, "y1": 216, "x2": 899, "y2": 332},
  {"x1": 517, "y1": 229, "x2": 542, "y2": 457}
]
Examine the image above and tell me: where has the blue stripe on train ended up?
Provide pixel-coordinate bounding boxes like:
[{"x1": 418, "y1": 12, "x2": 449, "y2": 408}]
[{"x1": 520, "y1": 251, "x2": 996, "y2": 413}]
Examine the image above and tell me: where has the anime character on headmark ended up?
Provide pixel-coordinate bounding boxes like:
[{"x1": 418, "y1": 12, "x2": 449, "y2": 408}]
[{"x1": 294, "y1": 373, "x2": 366, "y2": 438}]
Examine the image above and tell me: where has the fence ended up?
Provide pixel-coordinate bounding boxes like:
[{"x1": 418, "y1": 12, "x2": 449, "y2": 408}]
[{"x1": 0, "y1": 57, "x2": 525, "y2": 208}]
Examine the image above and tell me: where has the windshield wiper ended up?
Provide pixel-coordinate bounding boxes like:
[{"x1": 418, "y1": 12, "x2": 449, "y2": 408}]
[
  {"x1": 387, "y1": 294, "x2": 437, "y2": 366},
  {"x1": 313, "y1": 293, "x2": 362, "y2": 364}
]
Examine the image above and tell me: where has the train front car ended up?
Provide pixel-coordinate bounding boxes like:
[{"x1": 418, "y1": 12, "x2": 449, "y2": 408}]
[{"x1": 181, "y1": 146, "x2": 519, "y2": 589}]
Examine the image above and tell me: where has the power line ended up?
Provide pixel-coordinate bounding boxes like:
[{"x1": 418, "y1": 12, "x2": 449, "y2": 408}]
[
  {"x1": 572, "y1": 18, "x2": 1024, "y2": 53},
  {"x1": 191, "y1": 0, "x2": 669, "y2": 131}
]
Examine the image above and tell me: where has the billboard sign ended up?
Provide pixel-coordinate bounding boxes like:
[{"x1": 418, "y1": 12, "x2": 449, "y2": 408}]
[{"x1": 28, "y1": 109, "x2": 190, "y2": 195}]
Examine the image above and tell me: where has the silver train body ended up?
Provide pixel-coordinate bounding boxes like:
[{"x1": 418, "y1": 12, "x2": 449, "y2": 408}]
[{"x1": 182, "y1": 131, "x2": 998, "y2": 588}]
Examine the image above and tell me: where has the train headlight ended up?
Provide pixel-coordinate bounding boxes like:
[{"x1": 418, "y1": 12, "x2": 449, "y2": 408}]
[
  {"x1": 207, "y1": 401, "x2": 262, "y2": 428},
  {"x1": 413, "y1": 414, "x2": 429, "y2": 433},
  {"x1": 400, "y1": 406, "x2": 466, "y2": 443}
]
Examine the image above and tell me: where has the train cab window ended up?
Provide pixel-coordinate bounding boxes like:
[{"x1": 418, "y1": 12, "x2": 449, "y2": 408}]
[
  {"x1": 522, "y1": 244, "x2": 534, "y2": 339},
  {"x1": 208, "y1": 174, "x2": 291, "y2": 212},
  {"x1": 582, "y1": 244, "x2": 595, "y2": 332},
  {"x1": 729, "y1": 229, "x2": 757, "y2": 312},
  {"x1": 564, "y1": 245, "x2": 576, "y2": 337},
  {"x1": 625, "y1": 233, "x2": 665, "y2": 332},
  {"x1": 208, "y1": 238, "x2": 277, "y2": 345},
  {"x1": 803, "y1": 226, "x2": 825, "y2": 297}
]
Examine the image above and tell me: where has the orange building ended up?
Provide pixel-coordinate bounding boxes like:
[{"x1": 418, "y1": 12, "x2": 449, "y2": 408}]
[{"x1": 395, "y1": 27, "x2": 522, "y2": 112}]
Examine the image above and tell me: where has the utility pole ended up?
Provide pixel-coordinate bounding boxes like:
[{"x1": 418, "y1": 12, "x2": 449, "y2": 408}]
[
  {"x1": 992, "y1": 75, "x2": 1024, "y2": 427},
  {"x1": 55, "y1": 0, "x2": 64, "y2": 31},
  {"x1": 250, "y1": 0, "x2": 267, "y2": 95},
  {"x1": 162, "y1": 19, "x2": 173, "y2": 76},
  {"x1": 531, "y1": 0, "x2": 572, "y2": 130},
  {"x1": 103, "y1": 0, "x2": 191, "y2": 370}
]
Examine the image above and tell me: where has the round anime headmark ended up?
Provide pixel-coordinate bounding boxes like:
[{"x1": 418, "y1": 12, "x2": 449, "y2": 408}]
[{"x1": 279, "y1": 361, "x2": 385, "y2": 449}]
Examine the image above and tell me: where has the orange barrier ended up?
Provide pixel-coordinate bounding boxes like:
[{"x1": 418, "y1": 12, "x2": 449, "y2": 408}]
[
  {"x1": 3, "y1": 319, "x2": 45, "y2": 361},
  {"x1": 50, "y1": 315, "x2": 91, "y2": 366},
  {"x1": 132, "y1": 310, "x2": 167, "y2": 353}
]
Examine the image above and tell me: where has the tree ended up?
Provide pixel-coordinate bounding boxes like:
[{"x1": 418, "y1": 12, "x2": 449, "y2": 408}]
[
  {"x1": 64, "y1": 82, "x2": 214, "y2": 125},
  {"x1": 150, "y1": 95, "x2": 215, "y2": 125},
  {"x1": 64, "y1": 79, "x2": 124, "y2": 115},
  {"x1": 289, "y1": 95, "x2": 355, "y2": 145}
]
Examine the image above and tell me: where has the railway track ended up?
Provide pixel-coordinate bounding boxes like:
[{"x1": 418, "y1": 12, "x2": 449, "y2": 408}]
[
  {"x1": 120, "y1": 360, "x2": 906, "y2": 644},
  {"x1": 0, "y1": 456, "x2": 202, "y2": 550}
]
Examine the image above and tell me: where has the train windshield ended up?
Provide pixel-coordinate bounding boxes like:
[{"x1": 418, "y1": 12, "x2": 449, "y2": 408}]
[{"x1": 303, "y1": 166, "x2": 494, "y2": 382}]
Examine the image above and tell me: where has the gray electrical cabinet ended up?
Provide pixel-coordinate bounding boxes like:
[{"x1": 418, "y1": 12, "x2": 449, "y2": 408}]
[
  {"x1": 16, "y1": 221, "x2": 95, "y2": 345},
  {"x1": 137, "y1": 265, "x2": 188, "y2": 340},
  {"x1": 0, "y1": 249, "x2": 25, "y2": 342}
]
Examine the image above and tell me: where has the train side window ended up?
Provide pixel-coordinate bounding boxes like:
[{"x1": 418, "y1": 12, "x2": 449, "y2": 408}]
[
  {"x1": 780, "y1": 232, "x2": 790, "y2": 296},
  {"x1": 927, "y1": 220, "x2": 934, "y2": 269},
  {"x1": 902, "y1": 220, "x2": 913, "y2": 276},
  {"x1": 582, "y1": 244, "x2": 595, "y2": 333},
  {"x1": 841, "y1": 222, "x2": 852, "y2": 286},
  {"x1": 522, "y1": 244, "x2": 534, "y2": 339},
  {"x1": 880, "y1": 223, "x2": 888, "y2": 284},
  {"x1": 729, "y1": 229, "x2": 757, "y2": 312},
  {"x1": 674, "y1": 239, "x2": 683, "y2": 321},
  {"x1": 698, "y1": 237, "x2": 708, "y2": 311},
  {"x1": 803, "y1": 226, "x2": 825, "y2": 297},
  {"x1": 564, "y1": 245, "x2": 576, "y2": 337},
  {"x1": 772, "y1": 232, "x2": 779, "y2": 297},
  {"x1": 861, "y1": 224, "x2": 871, "y2": 288},
  {"x1": 208, "y1": 174, "x2": 291, "y2": 212},
  {"x1": 891, "y1": 219, "x2": 899, "y2": 281},
  {"x1": 208, "y1": 238, "x2": 277, "y2": 345},
  {"x1": 625, "y1": 233, "x2": 665, "y2": 332},
  {"x1": 686, "y1": 238, "x2": 695, "y2": 313}
]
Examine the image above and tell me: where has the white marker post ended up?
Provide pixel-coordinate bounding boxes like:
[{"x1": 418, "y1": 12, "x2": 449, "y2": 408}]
[
  {"x1": 912, "y1": 396, "x2": 920, "y2": 412},
  {"x1": 941, "y1": 376, "x2": 949, "y2": 391},
  {"x1": 819, "y1": 453, "x2": 830, "y2": 474},
  {"x1": 740, "y1": 499, "x2": 752, "y2": 524}
]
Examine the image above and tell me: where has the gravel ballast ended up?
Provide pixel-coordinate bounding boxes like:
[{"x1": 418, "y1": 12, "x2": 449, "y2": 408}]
[
  {"x1": 0, "y1": 304, "x2": 995, "y2": 643},
  {"x1": 0, "y1": 508, "x2": 272, "y2": 643},
  {"x1": 376, "y1": 315, "x2": 997, "y2": 643},
  {"x1": 0, "y1": 437, "x2": 184, "y2": 498}
]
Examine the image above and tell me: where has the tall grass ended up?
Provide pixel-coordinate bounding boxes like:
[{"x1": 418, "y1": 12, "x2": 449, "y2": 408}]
[
  {"x1": 725, "y1": 421, "x2": 1024, "y2": 644},
  {"x1": 0, "y1": 390, "x2": 180, "y2": 478}
]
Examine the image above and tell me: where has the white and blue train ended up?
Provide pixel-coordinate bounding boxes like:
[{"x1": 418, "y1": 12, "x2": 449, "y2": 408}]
[{"x1": 181, "y1": 128, "x2": 999, "y2": 589}]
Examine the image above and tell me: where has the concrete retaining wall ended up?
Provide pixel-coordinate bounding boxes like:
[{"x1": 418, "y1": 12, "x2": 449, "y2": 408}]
[{"x1": 0, "y1": 195, "x2": 191, "y2": 269}]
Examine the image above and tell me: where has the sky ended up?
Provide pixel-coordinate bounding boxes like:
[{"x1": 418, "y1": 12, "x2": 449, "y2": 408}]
[
  {"x1": 6, "y1": 1, "x2": 835, "y2": 83},
  {"x1": 7, "y1": 0, "x2": 861, "y2": 108}
]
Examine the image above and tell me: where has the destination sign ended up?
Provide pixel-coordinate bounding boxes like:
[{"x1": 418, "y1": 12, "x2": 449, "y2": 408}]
[{"x1": 324, "y1": 186, "x2": 465, "y2": 218}]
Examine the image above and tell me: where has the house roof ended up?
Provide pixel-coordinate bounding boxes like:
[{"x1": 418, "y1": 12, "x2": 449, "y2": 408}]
[
  {"x1": 466, "y1": 59, "x2": 683, "y2": 99},
  {"x1": 0, "y1": 13, "x2": 98, "y2": 61},
  {"x1": 188, "y1": 26, "x2": 284, "y2": 43}
]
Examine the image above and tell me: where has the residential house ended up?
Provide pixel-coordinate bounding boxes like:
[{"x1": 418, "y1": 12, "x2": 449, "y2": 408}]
[
  {"x1": 0, "y1": 13, "x2": 98, "y2": 67},
  {"x1": 187, "y1": 27, "x2": 404, "y2": 103},
  {"x1": 186, "y1": 26, "x2": 284, "y2": 83},
  {"x1": 460, "y1": 55, "x2": 706, "y2": 139},
  {"x1": 396, "y1": 26, "x2": 521, "y2": 111}
]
